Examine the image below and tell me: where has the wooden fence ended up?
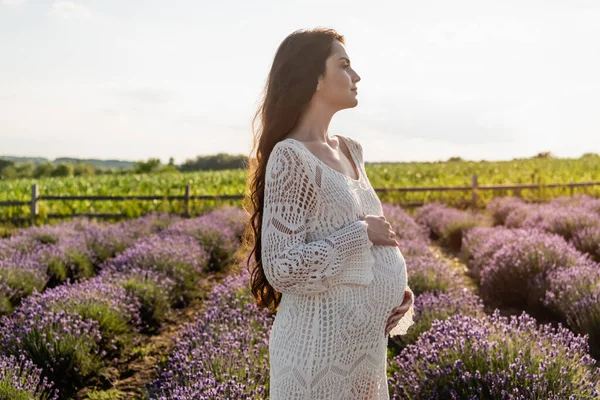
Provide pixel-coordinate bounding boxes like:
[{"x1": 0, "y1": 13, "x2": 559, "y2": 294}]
[{"x1": 1, "y1": 175, "x2": 600, "y2": 224}]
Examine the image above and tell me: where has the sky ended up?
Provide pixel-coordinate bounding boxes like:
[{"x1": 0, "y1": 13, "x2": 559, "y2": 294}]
[{"x1": 1, "y1": 0, "x2": 599, "y2": 164}]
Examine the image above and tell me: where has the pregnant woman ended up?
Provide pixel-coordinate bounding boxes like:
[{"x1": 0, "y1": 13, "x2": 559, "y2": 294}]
[{"x1": 245, "y1": 27, "x2": 415, "y2": 399}]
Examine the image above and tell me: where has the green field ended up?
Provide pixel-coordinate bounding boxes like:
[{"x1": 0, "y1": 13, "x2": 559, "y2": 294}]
[{"x1": 2, "y1": 155, "x2": 600, "y2": 222}]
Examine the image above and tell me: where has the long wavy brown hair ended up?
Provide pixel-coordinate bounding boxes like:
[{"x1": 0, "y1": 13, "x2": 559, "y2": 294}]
[{"x1": 240, "y1": 27, "x2": 345, "y2": 313}]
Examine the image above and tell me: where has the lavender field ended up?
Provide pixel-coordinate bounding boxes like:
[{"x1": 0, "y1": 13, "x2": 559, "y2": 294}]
[{"x1": 1, "y1": 197, "x2": 600, "y2": 399}]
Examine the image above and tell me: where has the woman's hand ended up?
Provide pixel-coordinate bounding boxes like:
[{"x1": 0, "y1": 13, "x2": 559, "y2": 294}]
[
  {"x1": 363, "y1": 215, "x2": 400, "y2": 247},
  {"x1": 385, "y1": 289, "x2": 414, "y2": 336}
]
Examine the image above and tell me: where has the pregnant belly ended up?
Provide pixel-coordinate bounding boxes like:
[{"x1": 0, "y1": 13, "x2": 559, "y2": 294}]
[
  {"x1": 329, "y1": 246, "x2": 408, "y2": 348},
  {"x1": 371, "y1": 245, "x2": 408, "y2": 309}
]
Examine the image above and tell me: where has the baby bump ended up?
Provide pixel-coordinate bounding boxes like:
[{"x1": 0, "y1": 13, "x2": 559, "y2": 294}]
[{"x1": 332, "y1": 247, "x2": 407, "y2": 348}]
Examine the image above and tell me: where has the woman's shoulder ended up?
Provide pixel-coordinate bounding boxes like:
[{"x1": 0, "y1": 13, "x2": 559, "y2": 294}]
[
  {"x1": 266, "y1": 139, "x2": 311, "y2": 177},
  {"x1": 336, "y1": 134, "x2": 364, "y2": 158}
]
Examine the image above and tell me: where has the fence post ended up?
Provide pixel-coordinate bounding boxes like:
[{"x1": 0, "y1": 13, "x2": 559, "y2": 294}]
[
  {"x1": 471, "y1": 175, "x2": 478, "y2": 209},
  {"x1": 31, "y1": 184, "x2": 38, "y2": 224},
  {"x1": 184, "y1": 184, "x2": 190, "y2": 218}
]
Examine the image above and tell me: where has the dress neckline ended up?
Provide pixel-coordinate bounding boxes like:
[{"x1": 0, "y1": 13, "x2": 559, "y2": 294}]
[{"x1": 284, "y1": 135, "x2": 363, "y2": 183}]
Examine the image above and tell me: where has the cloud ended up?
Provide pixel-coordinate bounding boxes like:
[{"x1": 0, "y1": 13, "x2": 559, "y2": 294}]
[{"x1": 48, "y1": 1, "x2": 91, "y2": 19}]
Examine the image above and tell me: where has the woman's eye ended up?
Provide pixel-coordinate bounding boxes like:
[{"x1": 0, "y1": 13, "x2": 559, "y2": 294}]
[{"x1": 344, "y1": 64, "x2": 350, "y2": 69}]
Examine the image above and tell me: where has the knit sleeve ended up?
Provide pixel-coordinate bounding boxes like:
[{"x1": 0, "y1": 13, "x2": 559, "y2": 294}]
[{"x1": 261, "y1": 142, "x2": 376, "y2": 295}]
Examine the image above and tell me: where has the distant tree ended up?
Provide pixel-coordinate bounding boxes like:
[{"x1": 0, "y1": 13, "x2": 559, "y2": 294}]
[
  {"x1": 15, "y1": 163, "x2": 34, "y2": 178},
  {"x1": 447, "y1": 156, "x2": 464, "y2": 162},
  {"x1": 533, "y1": 151, "x2": 555, "y2": 159},
  {"x1": 0, "y1": 159, "x2": 14, "y2": 171},
  {"x1": 179, "y1": 153, "x2": 247, "y2": 172},
  {"x1": 581, "y1": 152, "x2": 600, "y2": 158},
  {"x1": 51, "y1": 163, "x2": 75, "y2": 177},
  {"x1": 159, "y1": 164, "x2": 179, "y2": 174},
  {"x1": 73, "y1": 163, "x2": 96, "y2": 177},
  {"x1": 33, "y1": 162, "x2": 54, "y2": 178},
  {"x1": 134, "y1": 158, "x2": 162, "y2": 174},
  {"x1": 0, "y1": 166, "x2": 18, "y2": 179},
  {"x1": 168, "y1": 157, "x2": 175, "y2": 166}
]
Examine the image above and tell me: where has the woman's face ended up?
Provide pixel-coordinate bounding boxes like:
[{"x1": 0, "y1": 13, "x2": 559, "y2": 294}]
[{"x1": 315, "y1": 40, "x2": 361, "y2": 110}]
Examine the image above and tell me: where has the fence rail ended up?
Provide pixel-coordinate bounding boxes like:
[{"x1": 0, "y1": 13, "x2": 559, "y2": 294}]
[{"x1": 1, "y1": 176, "x2": 599, "y2": 224}]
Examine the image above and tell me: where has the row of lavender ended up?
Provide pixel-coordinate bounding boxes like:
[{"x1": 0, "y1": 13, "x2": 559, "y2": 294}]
[
  {"x1": 0, "y1": 207, "x2": 246, "y2": 399},
  {"x1": 414, "y1": 195, "x2": 600, "y2": 355},
  {"x1": 148, "y1": 202, "x2": 599, "y2": 399}
]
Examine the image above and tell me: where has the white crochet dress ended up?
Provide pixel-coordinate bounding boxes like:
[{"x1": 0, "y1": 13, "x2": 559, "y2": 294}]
[{"x1": 261, "y1": 135, "x2": 415, "y2": 400}]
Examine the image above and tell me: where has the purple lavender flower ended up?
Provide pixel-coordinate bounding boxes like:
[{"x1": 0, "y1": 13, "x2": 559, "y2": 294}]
[
  {"x1": 146, "y1": 270, "x2": 272, "y2": 399},
  {"x1": 480, "y1": 230, "x2": 593, "y2": 314},
  {"x1": 0, "y1": 238, "x2": 17, "y2": 259},
  {"x1": 550, "y1": 194, "x2": 600, "y2": 213},
  {"x1": 524, "y1": 205, "x2": 599, "y2": 242},
  {"x1": 80, "y1": 223, "x2": 140, "y2": 265},
  {"x1": 100, "y1": 234, "x2": 209, "y2": 307},
  {"x1": 390, "y1": 288, "x2": 485, "y2": 349},
  {"x1": 0, "y1": 276, "x2": 15, "y2": 314},
  {"x1": 208, "y1": 205, "x2": 250, "y2": 240},
  {"x1": 163, "y1": 212, "x2": 239, "y2": 273},
  {"x1": 31, "y1": 234, "x2": 95, "y2": 286},
  {"x1": 544, "y1": 261, "x2": 600, "y2": 357},
  {"x1": 0, "y1": 353, "x2": 59, "y2": 400},
  {"x1": 572, "y1": 225, "x2": 600, "y2": 262},
  {"x1": 9, "y1": 223, "x2": 78, "y2": 247},
  {"x1": 485, "y1": 196, "x2": 528, "y2": 226},
  {"x1": 382, "y1": 202, "x2": 430, "y2": 242},
  {"x1": 23, "y1": 277, "x2": 143, "y2": 359},
  {"x1": 115, "y1": 212, "x2": 183, "y2": 237},
  {"x1": 99, "y1": 265, "x2": 177, "y2": 331},
  {"x1": 388, "y1": 310, "x2": 600, "y2": 399},
  {"x1": 0, "y1": 301, "x2": 104, "y2": 398},
  {"x1": 461, "y1": 226, "x2": 534, "y2": 284},
  {"x1": 0, "y1": 253, "x2": 49, "y2": 314},
  {"x1": 414, "y1": 202, "x2": 485, "y2": 250},
  {"x1": 406, "y1": 254, "x2": 462, "y2": 296}
]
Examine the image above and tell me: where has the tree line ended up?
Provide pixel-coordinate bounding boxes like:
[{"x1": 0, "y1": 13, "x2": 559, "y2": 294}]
[{"x1": 0, "y1": 153, "x2": 249, "y2": 180}]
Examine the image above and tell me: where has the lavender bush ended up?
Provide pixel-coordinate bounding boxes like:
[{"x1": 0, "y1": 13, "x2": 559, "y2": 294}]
[
  {"x1": 9, "y1": 224, "x2": 77, "y2": 247},
  {"x1": 26, "y1": 277, "x2": 143, "y2": 359},
  {"x1": 99, "y1": 266, "x2": 177, "y2": 331},
  {"x1": 208, "y1": 205, "x2": 250, "y2": 240},
  {"x1": 146, "y1": 270, "x2": 272, "y2": 399},
  {"x1": 389, "y1": 288, "x2": 485, "y2": 350},
  {"x1": 502, "y1": 201, "x2": 600, "y2": 261},
  {"x1": 81, "y1": 223, "x2": 141, "y2": 266},
  {"x1": 382, "y1": 202, "x2": 430, "y2": 242},
  {"x1": 572, "y1": 225, "x2": 600, "y2": 262},
  {"x1": 163, "y1": 211, "x2": 240, "y2": 273},
  {"x1": 0, "y1": 353, "x2": 59, "y2": 400},
  {"x1": 485, "y1": 196, "x2": 528, "y2": 226},
  {"x1": 0, "y1": 302, "x2": 104, "y2": 398},
  {"x1": 32, "y1": 234, "x2": 95, "y2": 287},
  {"x1": 0, "y1": 277, "x2": 15, "y2": 315},
  {"x1": 550, "y1": 194, "x2": 600, "y2": 213},
  {"x1": 544, "y1": 263, "x2": 600, "y2": 356},
  {"x1": 0, "y1": 254, "x2": 49, "y2": 314},
  {"x1": 100, "y1": 234, "x2": 209, "y2": 306},
  {"x1": 461, "y1": 227, "x2": 534, "y2": 284},
  {"x1": 480, "y1": 230, "x2": 593, "y2": 315},
  {"x1": 414, "y1": 202, "x2": 485, "y2": 251},
  {"x1": 406, "y1": 255, "x2": 461, "y2": 296},
  {"x1": 507, "y1": 204, "x2": 600, "y2": 242},
  {"x1": 388, "y1": 310, "x2": 600, "y2": 399}
]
